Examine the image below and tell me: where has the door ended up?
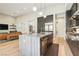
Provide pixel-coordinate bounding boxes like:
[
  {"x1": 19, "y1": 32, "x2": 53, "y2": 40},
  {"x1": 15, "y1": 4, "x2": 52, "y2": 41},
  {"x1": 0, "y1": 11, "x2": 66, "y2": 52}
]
[{"x1": 55, "y1": 13, "x2": 66, "y2": 38}]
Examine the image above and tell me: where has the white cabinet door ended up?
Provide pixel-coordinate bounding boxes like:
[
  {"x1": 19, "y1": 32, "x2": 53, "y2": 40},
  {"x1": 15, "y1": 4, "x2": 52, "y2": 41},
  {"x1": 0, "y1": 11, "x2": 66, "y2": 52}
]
[
  {"x1": 19, "y1": 35, "x2": 40, "y2": 56},
  {"x1": 19, "y1": 35, "x2": 26, "y2": 55},
  {"x1": 25, "y1": 36, "x2": 32, "y2": 56},
  {"x1": 19, "y1": 35, "x2": 32, "y2": 56},
  {"x1": 31, "y1": 36, "x2": 40, "y2": 56}
]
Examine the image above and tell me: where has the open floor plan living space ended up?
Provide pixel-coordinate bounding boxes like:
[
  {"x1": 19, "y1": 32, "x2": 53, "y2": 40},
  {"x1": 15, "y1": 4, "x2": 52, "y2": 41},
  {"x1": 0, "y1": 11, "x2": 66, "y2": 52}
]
[{"x1": 0, "y1": 3, "x2": 79, "y2": 56}]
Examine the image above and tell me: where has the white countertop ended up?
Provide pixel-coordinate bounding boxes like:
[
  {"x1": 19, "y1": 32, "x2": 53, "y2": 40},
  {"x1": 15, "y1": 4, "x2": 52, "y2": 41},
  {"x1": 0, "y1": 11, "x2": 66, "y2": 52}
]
[{"x1": 19, "y1": 32, "x2": 53, "y2": 38}]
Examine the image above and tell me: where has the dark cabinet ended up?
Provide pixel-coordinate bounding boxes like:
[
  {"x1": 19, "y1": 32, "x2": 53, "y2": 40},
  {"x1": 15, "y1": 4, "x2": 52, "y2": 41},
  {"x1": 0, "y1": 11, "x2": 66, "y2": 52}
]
[
  {"x1": 71, "y1": 3, "x2": 77, "y2": 16},
  {"x1": 66, "y1": 3, "x2": 79, "y2": 56},
  {"x1": 41, "y1": 37, "x2": 48, "y2": 55},
  {"x1": 37, "y1": 17, "x2": 45, "y2": 33},
  {"x1": 37, "y1": 15, "x2": 53, "y2": 33},
  {"x1": 45, "y1": 15, "x2": 53, "y2": 23},
  {"x1": 70, "y1": 15, "x2": 79, "y2": 26},
  {"x1": 66, "y1": 10, "x2": 71, "y2": 32},
  {"x1": 75, "y1": 16, "x2": 79, "y2": 26},
  {"x1": 66, "y1": 3, "x2": 79, "y2": 32},
  {"x1": 47, "y1": 34, "x2": 53, "y2": 47},
  {"x1": 40, "y1": 33, "x2": 53, "y2": 56},
  {"x1": 66, "y1": 37, "x2": 79, "y2": 56}
]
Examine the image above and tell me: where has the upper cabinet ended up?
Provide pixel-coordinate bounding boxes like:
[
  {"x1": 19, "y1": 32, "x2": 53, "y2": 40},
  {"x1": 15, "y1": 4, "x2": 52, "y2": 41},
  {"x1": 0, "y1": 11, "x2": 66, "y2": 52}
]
[
  {"x1": 69, "y1": 3, "x2": 79, "y2": 27},
  {"x1": 71, "y1": 3, "x2": 79, "y2": 15},
  {"x1": 66, "y1": 3, "x2": 79, "y2": 32},
  {"x1": 66, "y1": 10, "x2": 71, "y2": 28},
  {"x1": 71, "y1": 3, "x2": 77, "y2": 16},
  {"x1": 37, "y1": 15, "x2": 53, "y2": 33}
]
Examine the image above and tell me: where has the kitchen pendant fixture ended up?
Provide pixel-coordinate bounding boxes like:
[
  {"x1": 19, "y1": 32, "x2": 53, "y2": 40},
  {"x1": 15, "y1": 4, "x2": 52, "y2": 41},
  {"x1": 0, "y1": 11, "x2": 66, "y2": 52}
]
[
  {"x1": 33, "y1": 6, "x2": 37, "y2": 11},
  {"x1": 39, "y1": 12, "x2": 43, "y2": 16},
  {"x1": 43, "y1": 3, "x2": 47, "y2": 18}
]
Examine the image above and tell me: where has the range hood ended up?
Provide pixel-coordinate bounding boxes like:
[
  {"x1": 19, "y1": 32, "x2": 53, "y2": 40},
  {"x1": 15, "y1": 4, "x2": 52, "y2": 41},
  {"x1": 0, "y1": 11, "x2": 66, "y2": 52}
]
[{"x1": 74, "y1": 9, "x2": 79, "y2": 15}]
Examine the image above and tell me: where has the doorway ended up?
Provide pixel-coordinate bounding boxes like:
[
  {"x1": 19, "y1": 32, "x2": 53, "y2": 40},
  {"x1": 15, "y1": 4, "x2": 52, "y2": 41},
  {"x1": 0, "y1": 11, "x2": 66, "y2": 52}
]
[{"x1": 55, "y1": 13, "x2": 66, "y2": 38}]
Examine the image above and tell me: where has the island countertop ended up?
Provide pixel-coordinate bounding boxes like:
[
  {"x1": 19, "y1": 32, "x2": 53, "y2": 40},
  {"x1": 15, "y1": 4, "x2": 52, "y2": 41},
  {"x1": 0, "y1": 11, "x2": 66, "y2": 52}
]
[{"x1": 19, "y1": 32, "x2": 53, "y2": 38}]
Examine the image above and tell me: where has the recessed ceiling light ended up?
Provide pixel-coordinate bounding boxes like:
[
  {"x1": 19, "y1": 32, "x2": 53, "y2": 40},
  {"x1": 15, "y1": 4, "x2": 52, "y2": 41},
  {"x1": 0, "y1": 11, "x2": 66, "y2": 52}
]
[
  {"x1": 33, "y1": 6, "x2": 37, "y2": 11},
  {"x1": 39, "y1": 12, "x2": 43, "y2": 16}
]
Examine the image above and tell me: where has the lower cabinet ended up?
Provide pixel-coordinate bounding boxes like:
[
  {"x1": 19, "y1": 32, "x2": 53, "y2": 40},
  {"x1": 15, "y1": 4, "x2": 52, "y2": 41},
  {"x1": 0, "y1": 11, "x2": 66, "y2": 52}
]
[
  {"x1": 41, "y1": 34, "x2": 53, "y2": 56},
  {"x1": 41, "y1": 37, "x2": 48, "y2": 55},
  {"x1": 66, "y1": 38, "x2": 79, "y2": 56},
  {"x1": 47, "y1": 34, "x2": 53, "y2": 47}
]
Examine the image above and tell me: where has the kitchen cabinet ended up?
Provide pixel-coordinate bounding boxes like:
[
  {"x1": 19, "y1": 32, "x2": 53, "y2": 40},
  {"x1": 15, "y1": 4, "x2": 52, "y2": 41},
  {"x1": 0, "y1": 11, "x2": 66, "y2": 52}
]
[
  {"x1": 47, "y1": 34, "x2": 53, "y2": 47},
  {"x1": 71, "y1": 3, "x2": 77, "y2": 16},
  {"x1": 66, "y1": 3, "x2": 79, "y2": 56},
  {"x1": 69, "y1": 15, "x2": 79, "y2": 26},
  {"x1": 66, "y1": 33, "x2": 79, "y2": 56},
  {"x1": 75, "y1": 16, "x2": 79, "y2": 26},
  {"x1": 66, "y1": 10, "x2": 71, "y2": 32},
  {"x1": 66, "y1": 3, "x2": 79, "y2": 32},
  {"x1": 40, "y1": 33, "x2": 53, "y2": 56},
  {"x1": 37, "y1": 15, "x2": 53, "y2": 33},
  {"x1": 41, "y1": 37, "x2": 48, "y2": 55},
  {"x1": 37, "y1": 17, "x2": 45, "y2": 33}
]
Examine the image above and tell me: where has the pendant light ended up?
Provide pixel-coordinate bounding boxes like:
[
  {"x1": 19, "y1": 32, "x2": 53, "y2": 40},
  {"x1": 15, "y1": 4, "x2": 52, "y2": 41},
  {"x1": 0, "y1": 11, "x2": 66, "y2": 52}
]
[
  {"x1": 33, "y1": 6, "x2": 37, "y2": 12},
  {"x1": 43, "y1": 3, "x2": 46, "y2": 18},
  {"x1": 33, "y1": 3, "x2": 37, "y2": 12},
  {"x1": 39, "y1": 3, "x2": 43, "y2": 16}
]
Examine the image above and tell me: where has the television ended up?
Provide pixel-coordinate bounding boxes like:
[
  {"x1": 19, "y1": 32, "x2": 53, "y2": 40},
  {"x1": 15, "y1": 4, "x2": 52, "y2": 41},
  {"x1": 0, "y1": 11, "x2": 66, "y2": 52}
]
[{"x1": 0, "y1": 24, "x2": 8, "y2": 30}]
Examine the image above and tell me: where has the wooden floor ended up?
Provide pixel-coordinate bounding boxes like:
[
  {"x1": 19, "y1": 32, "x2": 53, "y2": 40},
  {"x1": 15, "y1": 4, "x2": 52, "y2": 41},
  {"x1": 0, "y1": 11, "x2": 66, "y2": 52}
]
[
  {"x1": 53, "y1": 37, "x2": 73, "y2": 56},
  {"x1": 0, "y1": 37, "x2": 73, "y2": 56},
  {"x1": 0, "y1": 40, "x2": 20, "y2": 56}
]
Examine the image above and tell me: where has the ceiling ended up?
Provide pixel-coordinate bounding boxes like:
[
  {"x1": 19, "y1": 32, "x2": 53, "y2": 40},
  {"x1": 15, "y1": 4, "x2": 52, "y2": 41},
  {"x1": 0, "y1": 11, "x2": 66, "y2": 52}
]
[{"x1": 0, "y1": 3, "x2": 71, "y2": 17}]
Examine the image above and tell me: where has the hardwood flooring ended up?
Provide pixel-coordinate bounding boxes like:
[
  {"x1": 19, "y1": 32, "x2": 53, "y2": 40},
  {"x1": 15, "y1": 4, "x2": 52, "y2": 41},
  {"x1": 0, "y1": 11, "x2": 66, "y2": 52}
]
[
  {"x1": 0, "y1": 40, "x2": 20, "y2": 56},
  {"x1": 53, "y1": 37, "x2": 73, "y2": 56},
  {"x1": 0, "y1": 37, "x2": 72, "y2": 56}
]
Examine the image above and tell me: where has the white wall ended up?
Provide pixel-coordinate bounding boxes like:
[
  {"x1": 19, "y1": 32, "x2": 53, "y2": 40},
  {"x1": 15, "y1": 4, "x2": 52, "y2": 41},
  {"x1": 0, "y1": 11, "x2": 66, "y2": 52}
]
[
  {"x1": 16, "y1": 5, "x2": 65, "y2": 36},
  {"x1": 16, "y1": 13, "x2": 37, "y2": 33},
  {"x1": 0, "y1": 15, "x2": 16, "y2": 33}
]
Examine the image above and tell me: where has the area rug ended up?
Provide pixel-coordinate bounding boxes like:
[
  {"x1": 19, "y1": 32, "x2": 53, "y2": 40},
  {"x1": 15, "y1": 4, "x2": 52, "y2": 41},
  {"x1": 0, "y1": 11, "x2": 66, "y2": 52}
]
[{"x1": 45, "y1": 44, "x2": 59, "y2": 56}]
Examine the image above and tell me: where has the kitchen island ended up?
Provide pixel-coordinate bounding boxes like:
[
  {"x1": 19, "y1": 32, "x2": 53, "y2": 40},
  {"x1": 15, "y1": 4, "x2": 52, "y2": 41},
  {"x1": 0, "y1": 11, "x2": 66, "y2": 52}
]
[{"x1": 19, "y1": 32, "x2": 53, "y2": 56}]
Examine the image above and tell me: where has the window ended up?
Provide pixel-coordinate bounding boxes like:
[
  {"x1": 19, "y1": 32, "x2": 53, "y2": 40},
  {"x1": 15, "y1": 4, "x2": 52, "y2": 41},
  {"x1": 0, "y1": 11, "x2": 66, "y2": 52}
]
[{"x1": 45, "y1": 23, "x2": 53, "y2": 31}]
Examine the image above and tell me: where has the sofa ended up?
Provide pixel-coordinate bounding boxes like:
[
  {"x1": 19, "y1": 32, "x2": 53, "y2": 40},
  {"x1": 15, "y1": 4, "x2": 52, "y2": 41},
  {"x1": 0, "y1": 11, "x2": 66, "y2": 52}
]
[
  {"x1": 0, "y1": 33, "x2": 7, "y2": 40},
  {"x1": 0, "y1": 32, "x2": 21, "y2": 40}
]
